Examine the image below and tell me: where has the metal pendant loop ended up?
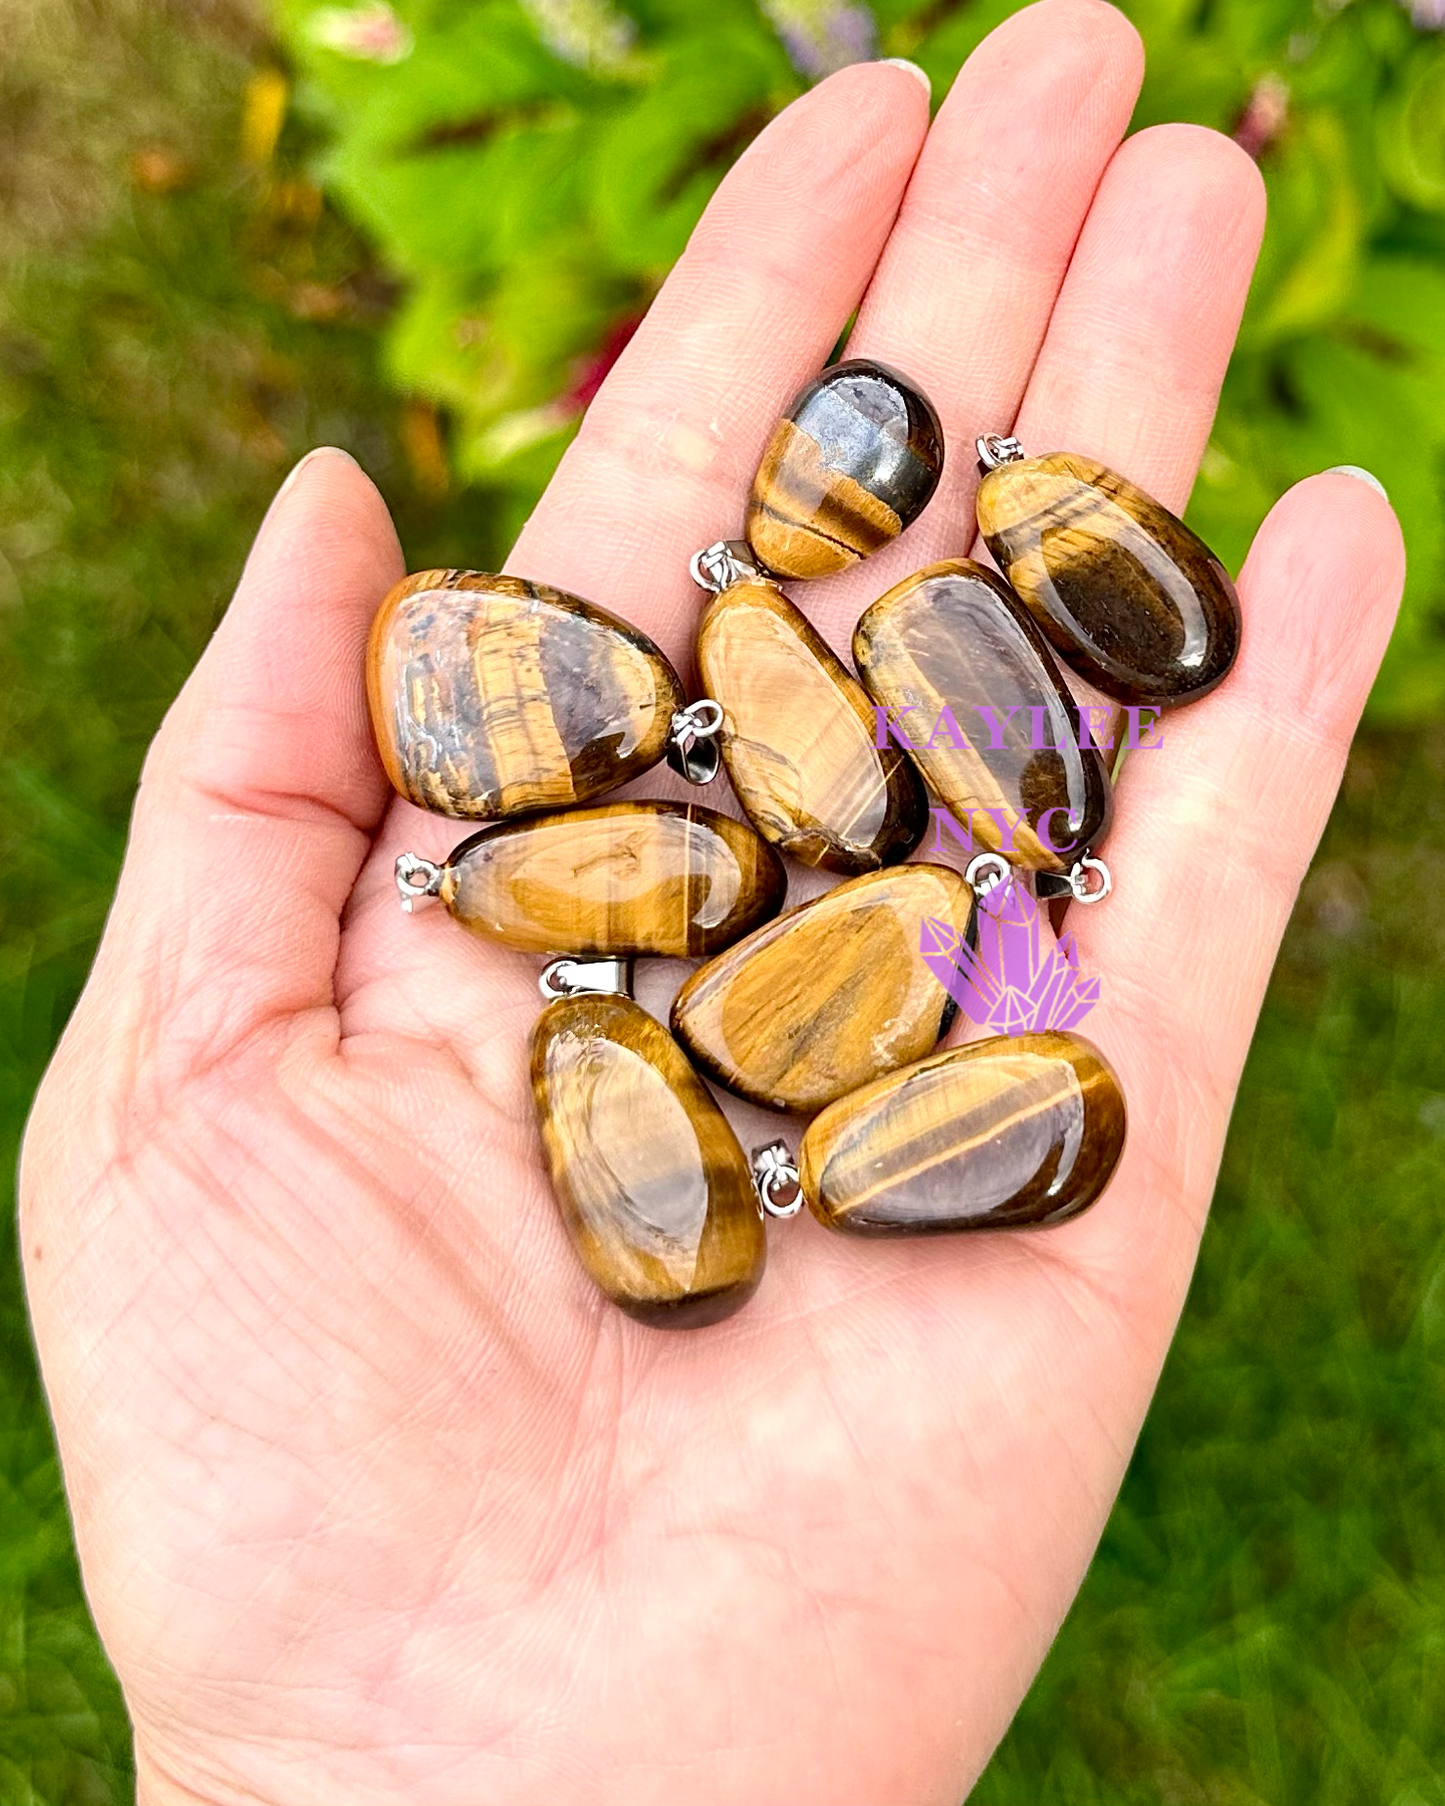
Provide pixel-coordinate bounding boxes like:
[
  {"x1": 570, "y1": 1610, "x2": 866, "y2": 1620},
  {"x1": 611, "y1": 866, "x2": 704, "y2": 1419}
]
[
  {"x1": 751, "y1": 1141, "x2": 803, "y2": 1219},
  {"x1": 1036, "y1": 853, "x2": 1114, "y2": 906},
  {"x1": 975, "y1": 433, "x2": 1026, "y2": 472},
  {"x1": 690, "y1": 539, "x2": 764, "y2": 594},
  {"x1": 665, "y1": 698, "x2": 725, "y2": 785},
  {"x1": 538, "y1": 956, "x2": 635, "y2": 1001},
  {"x1": 396, "y1": 853, "x2": 445, "y2": 913},
  {"x1": 965, "y1": 851, "x2": 1013, "y2": 896}
]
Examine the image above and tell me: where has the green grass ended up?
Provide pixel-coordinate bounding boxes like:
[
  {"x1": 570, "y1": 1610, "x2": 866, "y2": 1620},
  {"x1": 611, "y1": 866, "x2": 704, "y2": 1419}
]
[{"x1": 3, "y1": 4, "x2": 1445, "y2": 1801}]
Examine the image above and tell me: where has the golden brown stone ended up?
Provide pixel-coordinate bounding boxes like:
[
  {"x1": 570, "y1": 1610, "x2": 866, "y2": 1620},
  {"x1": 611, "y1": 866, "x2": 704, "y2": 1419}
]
[
  {"x1": 801, "y1": 1031, "x2": 1126, "y2": 1235},
  {"x1": 854, "y1": 560, "x2": 1112, "y2": 872},
  {"x1": 367, "y1": 570, "x2": 685, "y2": 819},
  {"x1": 698, "y1": 579, "x2": 927, "y2": 874},
  {"x1": 976, "y1": 453, "x2": 1241, "y2": 707},
  {"x1": 745, "y1": 361, "x2": 943, "y2": 580},
  {"x1": 532, "y1": 995, "x2": 766, "y2": 1327},
  {"x1": 439, "y1": 801, "x2": 786, "y2": 957},
  {"x1": 671, "y1": 865, "x2": 974, "y2": 1114}
]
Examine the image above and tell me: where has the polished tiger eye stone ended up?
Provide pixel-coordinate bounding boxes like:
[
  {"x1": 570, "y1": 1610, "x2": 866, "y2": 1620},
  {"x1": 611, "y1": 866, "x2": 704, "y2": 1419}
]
[
  {"x1": 975, "y1": 453, "x2": 1241, "y2": 707},
  {"x1": 671, "y1": 865, "x2": 974, "y2": 1114},
  {"x1": 854, "y1": 560, "x2": 1112, "y2": 872},
  {"x1": 801, "y1": 1031, "x2": 1126, "y2": 1236},
  {"x1": 532, "y1": 995, "x2": 766, "y2": 1328},
  {"x1": 697, "y1": 579, "x2": 927, "y2": 874},
  {"x1": 746, "y1": 360, "x2": 944, "y2": 581},
  {"x1": 367, "y1": 569, "x2": 685, "y2": 819},
  {"x1": 440, "y1": 801, "x2": 786, "y2": 957}
]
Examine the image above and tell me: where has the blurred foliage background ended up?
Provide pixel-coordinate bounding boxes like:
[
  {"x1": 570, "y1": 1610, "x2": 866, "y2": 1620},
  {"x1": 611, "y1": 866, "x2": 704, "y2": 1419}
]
[{"x1": 2, "y1": 0, "x2": 1445, "y2": 1799}]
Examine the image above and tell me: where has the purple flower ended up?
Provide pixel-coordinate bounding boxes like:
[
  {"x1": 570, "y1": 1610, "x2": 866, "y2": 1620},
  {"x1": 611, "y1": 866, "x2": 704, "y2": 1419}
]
[
  {"x1": 922, "y1": 880, "x2": 1101, "y2": 1037},
  {"x1": 763, "y1": 0, "x2": 878, "y2": 79},
  {"x1": 1404, "y1": 0, "x2": 1445, "y2": 27}
]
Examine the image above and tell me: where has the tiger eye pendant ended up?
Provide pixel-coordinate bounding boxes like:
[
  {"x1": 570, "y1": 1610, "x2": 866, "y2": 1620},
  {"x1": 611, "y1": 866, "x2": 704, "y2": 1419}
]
[
  {"x1": 745, "y1": 361, "x2": 944, "y2": 580},
  {"x1": 532, "y1": 993, "x2": 766, "y2": 1328},
  {"x1": 695, "y1": 576, "x2": 928, "y2": 874},
  {"x1": 368, "y1": 570, "x2": 688, "y2": 820},
  {"x1": 397, "y1": 800, "x2": 786, "y2": 958},
  {"x1": 672, "y1": 864, "x2": 974, "y2": 1114},
  {"x1": 800, "y1": 1031, "x2": 1126, "y2": 1236},
  {"x1": 974, "y1": 441, "x2": 1241, "y2": 708},
  {"x1": 854, "y1": 559, "x2": 1113, "y2": 872}
]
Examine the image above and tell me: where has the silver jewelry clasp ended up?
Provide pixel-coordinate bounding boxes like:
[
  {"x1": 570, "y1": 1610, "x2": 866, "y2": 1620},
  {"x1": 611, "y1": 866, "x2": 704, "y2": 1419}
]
[
  {"x1": 1036, "y1": 854, "x2": 1113, "y2": 906},
  {"x1": 751, "y1": 1141, "x2": 803, "y2": 1219},
  {"x1": 689, "y1": 539, "x2": 764, "y2": 594},
  {"x1": 975, "y1": 433, "x2": 1026, "y2": 472},
  {"x1": 665, "y1": 697, "x2": 725, "y2": 785},
  {"x1": 396, "y1": 853, "x2": 445, "y2": 912},
  {"x1": 538, "y1": 956, "x2": 635, "y2": 1000}
]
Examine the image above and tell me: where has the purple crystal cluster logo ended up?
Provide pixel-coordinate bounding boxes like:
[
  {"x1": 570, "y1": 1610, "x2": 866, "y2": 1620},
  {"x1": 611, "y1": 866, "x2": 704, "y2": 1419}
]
[{"x1": 923, "y1": 879, "x2": 1101, "y2": 1036}]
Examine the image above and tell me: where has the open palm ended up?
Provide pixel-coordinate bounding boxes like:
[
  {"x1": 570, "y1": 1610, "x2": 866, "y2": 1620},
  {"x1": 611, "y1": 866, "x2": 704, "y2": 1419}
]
[{"x1": 21, "y1": 5, "x2": 1405, "y2": 1803}]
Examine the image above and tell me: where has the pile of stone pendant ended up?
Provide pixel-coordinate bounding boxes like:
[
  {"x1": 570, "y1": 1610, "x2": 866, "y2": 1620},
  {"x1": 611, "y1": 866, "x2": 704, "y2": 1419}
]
[{"x1": 368, "y1": 359, "x2": 1240, "y2": 1328}]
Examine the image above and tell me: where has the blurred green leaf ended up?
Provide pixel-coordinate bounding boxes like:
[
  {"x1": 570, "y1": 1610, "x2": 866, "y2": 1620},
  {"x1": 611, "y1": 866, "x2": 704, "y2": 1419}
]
[{"x1": 1379, "y1": 39, "x2": 1445, "y2": 215}]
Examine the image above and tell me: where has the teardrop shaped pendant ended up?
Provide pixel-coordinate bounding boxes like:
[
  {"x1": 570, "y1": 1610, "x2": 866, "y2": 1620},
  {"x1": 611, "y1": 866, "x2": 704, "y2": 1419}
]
[
  {"x1": 368, "y1": 569, "x2": 694, "y2": 820},
  {"x1": 974, "y1": 441, "x2": 1241, "y2": 708},
  {"x1": 854, "y1": 558, "x2": 1113, "y2": 872},
  {"x1": 533, "y1": 993, "x2": 766, "y2": 1328},
  {"x1": 696, "y1": 576, "x2": 927, "y2": 873}
]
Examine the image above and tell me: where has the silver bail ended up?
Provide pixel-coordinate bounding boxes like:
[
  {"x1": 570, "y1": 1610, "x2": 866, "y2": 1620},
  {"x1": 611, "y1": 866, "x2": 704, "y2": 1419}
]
[
  {"x1": 690, "y1": 539, "x2": 764, "y2": 594},
  {"x1": 976, "y1": 433, "x2": 1027, "y2": 472},
  {"x1": 665, "y1": 698, "x2": 725, "y2": 785},
  {"x1": 965, "y1": 851, "x2": 1013, "y2": 896},
  {"x1": 396, "y1": 853, "x2": 445, "y2": 913},
  {"x1": 751, "y1": 1141, "x2": 803, "y2": 1219},
  {"x1": 1035, "y1": 853, "x2": 1114, "y2": 906},
  {"x1": 538, "y1": 956, "x2": 635, "y2": 1001}
]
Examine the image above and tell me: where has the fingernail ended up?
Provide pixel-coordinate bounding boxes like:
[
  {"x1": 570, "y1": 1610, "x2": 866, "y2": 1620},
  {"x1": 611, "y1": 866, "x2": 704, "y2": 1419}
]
[
  {"x1": 1325, "y1": 465, "x2": 1389, "y2": 502},
  {"x1": 877, "y1": 58, "x2": 931, "y2": 98},
  {"x1": 251, "y1": 447, "x2": 361, "y2": 564},
  {"x1": 277, "y1": 444, "x2": 359, "y2": 500}
]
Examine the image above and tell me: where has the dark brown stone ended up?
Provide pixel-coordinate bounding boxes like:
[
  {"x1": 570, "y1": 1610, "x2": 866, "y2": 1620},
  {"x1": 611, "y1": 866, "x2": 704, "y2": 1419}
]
[
  {"x1": 854, "y1": 559, "x2": 1112, "y2": 871},
  {"x1": 746, "y1": 361, "x2": 943, "y2": 580},
  {"x1": 976, "y1": 453, "x2": 1240, "y2": 707}
]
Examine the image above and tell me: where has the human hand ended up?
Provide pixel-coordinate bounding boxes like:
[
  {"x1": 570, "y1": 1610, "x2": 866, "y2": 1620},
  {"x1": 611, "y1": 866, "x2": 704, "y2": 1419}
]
[{"x1": 20, "y1": 3, "x2": 1405, "y2": 1802}]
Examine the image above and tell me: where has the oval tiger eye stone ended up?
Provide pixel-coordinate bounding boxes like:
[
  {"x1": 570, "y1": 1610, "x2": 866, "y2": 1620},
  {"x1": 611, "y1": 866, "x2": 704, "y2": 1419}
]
[
  {"x1": 532, "y1": 995, "x2": 766, "y2": 1328},
  {"x1": 800, "y1": 1031, "x2": 1126, "y2": 1236},
  {"x1": 697, "y1": 579, "x2": 927, "y2": 874},
  {"x1": 367, "y1": 570, "x2": 685, "y2": 820},
  {"x1": 854, "y1": 560, "x2": 1112, "y2": 872},
  {"x1": 746, "y1": 361, "x2": 944, "y2": 581},
  {"x1": 440, "y1": 801, "x2": 786, "y2": 957},
  {"x1": 975, "y1": 453, "x2": 1241, "y2": 707},
  {"x1": 671, "y1": 865, "x2": 974, "y2": 1114}
]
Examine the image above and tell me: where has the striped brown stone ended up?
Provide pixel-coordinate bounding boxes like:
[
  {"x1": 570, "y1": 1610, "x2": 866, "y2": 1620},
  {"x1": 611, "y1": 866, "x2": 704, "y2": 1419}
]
[
  {"x1": 698, "y1": 578, "x2": 927, "y2": 874},
  {"x1": 672, "y1": 865, "x2": 974, "y2": 1113},
  {"x1": 745, "y1": 361, "x2": 943, "y2": 580},
  {"x1": 800, "y1": 1031, "x2": 1126, "y2": 1235},
  {"x1": 367, "y1": 570, "x2": 684, "y2": 819},
  {"x1": 532, "y1": 994, "x2": 765, "y2": 1328},
  {"x1": 976, "y1": 453, "x2": 1240, "y2": 707},
  {"x1": 439, "y1": 801, "x2": 786, "y2": 958}
]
